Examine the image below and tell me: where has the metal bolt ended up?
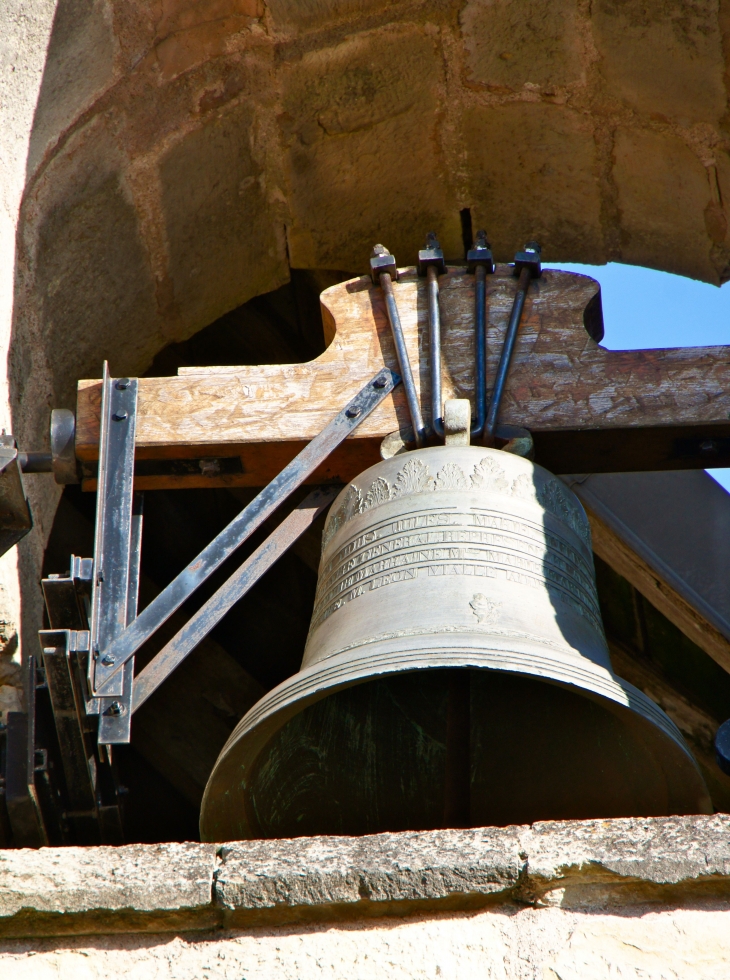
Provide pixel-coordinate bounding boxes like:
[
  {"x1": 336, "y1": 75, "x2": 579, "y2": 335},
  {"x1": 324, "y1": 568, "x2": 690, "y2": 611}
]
[
  {"x1": 199, "y1": 458, "x2": 221, "y2": 477},
  {"x1": 346, "y1": 407, "x2": 362, "y2": 419},
  {"x1": 113, "y1": 410, "x2": 128, "y2": 421},
  {"x1": 107, "y1": 701, "x2": 124, "y2": 716},
  {"x1": 100, "y1": 654, "x2": 116, "y2": 666},
  {"x1": 700, "y1": 439, "x2": 718, "y2": 454},
  {"x1": 116, "y1": 378, "x2": 131, "y2": 390},
  {"x1": 373, "y1": 377, "x2": 387, "y2": 389}
]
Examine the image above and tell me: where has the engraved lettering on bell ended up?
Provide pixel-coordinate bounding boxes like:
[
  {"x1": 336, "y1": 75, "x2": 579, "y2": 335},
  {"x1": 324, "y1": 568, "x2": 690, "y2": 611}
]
[{"x1": 201, "y1": 446, "x2": 711, "y2": 843}]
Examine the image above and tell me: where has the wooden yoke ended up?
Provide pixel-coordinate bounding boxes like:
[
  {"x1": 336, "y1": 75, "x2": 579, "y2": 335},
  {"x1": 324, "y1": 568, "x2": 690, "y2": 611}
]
[{"x1": 76, "y1": 267, "x2": 730, "y2": 489}]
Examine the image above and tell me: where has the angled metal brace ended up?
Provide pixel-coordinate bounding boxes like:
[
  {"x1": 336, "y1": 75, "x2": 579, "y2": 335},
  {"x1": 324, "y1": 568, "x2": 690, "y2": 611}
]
[
  {"x1": 131, "y1": 486, "x2": 338, "y2": 712},
  {"x1": 93, "y1": 367, "x2": 400, "y2": 701}
]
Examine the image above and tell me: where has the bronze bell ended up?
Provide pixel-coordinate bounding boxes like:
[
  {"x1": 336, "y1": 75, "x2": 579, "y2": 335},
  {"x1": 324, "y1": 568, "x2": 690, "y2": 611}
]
[{"x1": 200, "y1": 445, "x2": 711, "y2": 841}]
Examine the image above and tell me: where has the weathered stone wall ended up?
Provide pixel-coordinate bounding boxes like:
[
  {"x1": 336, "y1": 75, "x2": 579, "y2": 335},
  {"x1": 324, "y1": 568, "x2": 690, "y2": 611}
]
[
  {"x1": 3, "y1": 0, "x2": 730, "y2": 664},
  {"x1": 1, "y1": 816, "x2": 729, "y2": 977}
]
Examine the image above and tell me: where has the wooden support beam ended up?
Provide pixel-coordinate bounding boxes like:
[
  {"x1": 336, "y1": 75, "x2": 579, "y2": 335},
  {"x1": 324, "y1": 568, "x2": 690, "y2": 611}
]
[
  {"x1": 586, "y1": 503, "x2": 730, "y2": 676},
  {"x1": 76, "y1": 267, "x2": 730, "y2": 489}
]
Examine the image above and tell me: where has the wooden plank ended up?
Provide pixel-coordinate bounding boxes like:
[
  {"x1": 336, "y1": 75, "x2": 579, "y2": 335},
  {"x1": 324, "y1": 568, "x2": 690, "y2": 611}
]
[
  {"x1": 76, "y1": 266, "x2": 730, "y2": 488},
  {"x1": 582, "y1": 502, "x2": 730, "y2": 677}
]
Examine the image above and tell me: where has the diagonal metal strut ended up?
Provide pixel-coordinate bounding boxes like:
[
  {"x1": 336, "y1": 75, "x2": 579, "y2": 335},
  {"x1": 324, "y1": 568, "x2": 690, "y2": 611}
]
[
  {"x1": 131, "y1": 486, "x2": 338, "y2": 712},
  {"x1": 92, "y1": 368, "x2": 400, "y2": 693}
]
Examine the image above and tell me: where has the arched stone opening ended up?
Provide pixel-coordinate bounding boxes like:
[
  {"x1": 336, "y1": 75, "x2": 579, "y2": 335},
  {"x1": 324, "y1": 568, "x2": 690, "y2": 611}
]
[{"x1": 4, "y1": 0, "x2": 730, "y2": 838}]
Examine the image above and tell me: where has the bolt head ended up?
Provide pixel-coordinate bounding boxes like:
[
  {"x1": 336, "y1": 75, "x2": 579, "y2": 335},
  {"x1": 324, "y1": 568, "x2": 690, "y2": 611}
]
[
  {"x1": 116, "y1": 379, "x2": 131, "y2": 390},
  {"x1": 113, "y1": 410, "x2": 128, "y2": 421},
  {"x1": 346, "y1": 407, "x2": 362, "y2": 419},
  {"x1": 100, "y1": 654, "x2": 115, "y2": 666},
  {"x1": 373, "y1": 377, "x2": 387, "y2": 389}
]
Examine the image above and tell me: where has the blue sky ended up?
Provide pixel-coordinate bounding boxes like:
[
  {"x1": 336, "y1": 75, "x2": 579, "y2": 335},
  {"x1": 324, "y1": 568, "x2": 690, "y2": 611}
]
[{"x1": 543, "y1": 262, "x2": 730, "y2": 492}]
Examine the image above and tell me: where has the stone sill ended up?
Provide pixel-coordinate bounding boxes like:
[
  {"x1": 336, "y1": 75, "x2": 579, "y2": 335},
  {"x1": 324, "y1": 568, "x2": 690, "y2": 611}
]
[{"x1": 0, "y1": 815, "x2": 728, "y2": 939}]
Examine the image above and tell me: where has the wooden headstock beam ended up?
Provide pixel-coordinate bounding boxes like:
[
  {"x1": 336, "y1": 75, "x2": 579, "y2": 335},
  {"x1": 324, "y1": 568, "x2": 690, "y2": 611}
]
[{"x1": 75, "y1": 267, "x2": 730, "y2": 489}]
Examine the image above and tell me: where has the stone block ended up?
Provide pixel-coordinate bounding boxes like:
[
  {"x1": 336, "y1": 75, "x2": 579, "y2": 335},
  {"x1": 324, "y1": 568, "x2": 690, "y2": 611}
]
[
  {"x1": 463, "y1": 102, "x2": 604, "y2": 263},
  {"x1": 280, "y1": 27, "x2": 462, "y2": 271},
  {"x1": 266, "y1": 0, "x2": 395, "y2": 33},
  {"x1": 160, "y1": 98, "x2": 289, "y2": 336},
  {"x1": 461, "y1": 0, "x2": 585, "y2": 90},
  {"x1": 613, "y1": 128, "x2": 714, "y2": 281},
  {"x1": 154, "y1": 0, "x2": 264, "y2": 80},
  {"x1": 592, "y1": 0, "x2": 725, "y2": 124},
  {"x1": 32, "y1": 120, "x2": 158, "y2": 410},
  {"x1": 215, "y1": 826, "x2": 524, "y2": 921},
  {"x1": 0, "y1": 842, "x2": 217, "y2": 937},
  {"x1": 522, "y1": 814, "x2": 730, "y2": 906},
  {"x1": 26, "y1": 0, "x2": 116, "y2": 176}
]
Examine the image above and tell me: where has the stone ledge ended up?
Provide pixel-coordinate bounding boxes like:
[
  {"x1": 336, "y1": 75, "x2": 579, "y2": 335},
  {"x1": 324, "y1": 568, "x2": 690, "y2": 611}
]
[
  {"x1": 0, "y1": 843, "x2": 218, "y2": 938},
  {"x1": 0, "y1": 816, "x2": 729, "y2": 938}
]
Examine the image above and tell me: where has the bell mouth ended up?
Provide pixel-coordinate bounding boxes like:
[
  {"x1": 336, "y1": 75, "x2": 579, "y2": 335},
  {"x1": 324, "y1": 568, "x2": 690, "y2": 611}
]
[{"x1": 200, "y1": 639, "x2": 712, "y2": 842}]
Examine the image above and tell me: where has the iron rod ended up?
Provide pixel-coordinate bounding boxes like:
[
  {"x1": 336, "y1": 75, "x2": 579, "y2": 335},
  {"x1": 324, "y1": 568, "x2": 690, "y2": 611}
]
[
  {"x1": 132, "y1": 487, "x2": 337, "y2": 712},
  {"x1": 484, "y1": 265, "x2": 531, "y2": 444},
  {"x1": 93, "y1": 369, "x2": 400, "y2": 689},
  {"x1": 471, "y1": 264, "x2": 487, "y2": 438},
  {"x1": 380, "y1": 273, "x2": 427, "y2": 447},
  {"x1": 18, "y1": 452, "x2": 52, "y2": 473},
  {"x1": 427, "y1": 265, "x2": 444, "y2": 439}
]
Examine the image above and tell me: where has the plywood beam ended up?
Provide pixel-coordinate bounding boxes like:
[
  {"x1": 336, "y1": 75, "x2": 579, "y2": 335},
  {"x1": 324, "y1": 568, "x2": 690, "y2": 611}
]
[{"x1": 76, "y1": 267, "x2": 730, "y2": 488}]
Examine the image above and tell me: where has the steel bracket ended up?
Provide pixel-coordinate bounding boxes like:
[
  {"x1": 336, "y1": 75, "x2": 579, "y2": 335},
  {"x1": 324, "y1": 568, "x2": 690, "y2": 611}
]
[
  {"x1": 88, "y1": 364, "x2": 141, "y2": 744},
  {"x1": 42, "y1": 365, "x2": 399, "y2": 769}
]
